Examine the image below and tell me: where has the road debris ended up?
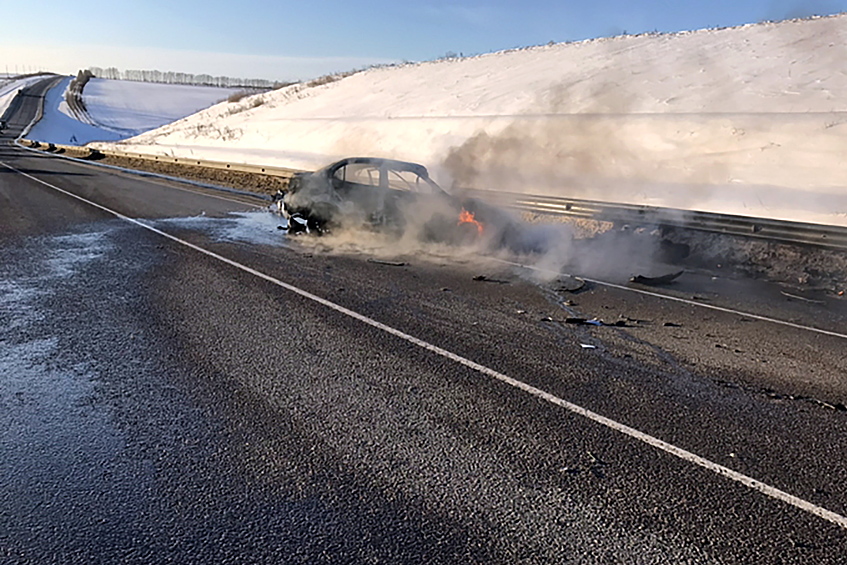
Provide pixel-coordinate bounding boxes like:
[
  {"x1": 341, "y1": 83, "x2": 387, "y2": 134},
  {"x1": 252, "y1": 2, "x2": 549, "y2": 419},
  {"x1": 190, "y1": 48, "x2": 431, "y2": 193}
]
[
  {"x1": 565, "y1": 317, "x2": 603, "y2": 326},
  {"x1": 472, "y1": 275, "x2": 509, "y2": 284},
  {"x1": 557, "y1": 275, "x2": 586, "y2": 293},
  {"x1": 367, "y1": 258, "x2": 408, "y2": 267},
  {"x1": 663, "y1": 322, "x2": 682, "y2": 327},
  {"x1": 629, "y1": 270, "x2": 684, "y2": 286},
  {"x1": 780, "y1": 291, "x2": 824, "y2": 304},
  {"x1": 587, "y1": 451, "x2": 609, "y2": 478},
  {"x1": 580, "y1": 343, "x2": 597, "y2": 349},
  {"x1": 286, "y1": 215, "x2": 309, "y2": 234}
]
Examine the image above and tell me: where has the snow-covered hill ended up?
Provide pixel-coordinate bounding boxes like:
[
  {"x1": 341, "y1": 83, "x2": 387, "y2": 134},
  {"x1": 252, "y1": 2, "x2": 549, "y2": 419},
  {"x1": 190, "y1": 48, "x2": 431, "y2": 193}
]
[{"x1": 94, "y1": 15, "x2": 847, "y2": 226}]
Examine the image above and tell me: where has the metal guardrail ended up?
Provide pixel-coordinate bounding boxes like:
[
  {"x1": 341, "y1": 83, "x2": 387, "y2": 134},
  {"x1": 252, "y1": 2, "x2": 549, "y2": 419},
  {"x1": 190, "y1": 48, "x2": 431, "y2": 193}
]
[
  {"x1": 18, "y1": 140, "x2": 303, "y2": 178},
  {"x1": 18, "y1": 138, "x2": 847, "y2": 251},
  {"x1": 103, "y1": 147, "x2": 303, "y2": 177},
  {"x1": 462, "y1": 188, "x2": 847, "y2": 251}
]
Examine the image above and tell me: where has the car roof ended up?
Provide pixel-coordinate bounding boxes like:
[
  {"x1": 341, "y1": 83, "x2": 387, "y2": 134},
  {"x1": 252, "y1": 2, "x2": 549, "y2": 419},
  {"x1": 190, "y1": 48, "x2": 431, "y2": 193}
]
[{"x1": 321, "y1": 157, "x2": 430, "y2": 178}]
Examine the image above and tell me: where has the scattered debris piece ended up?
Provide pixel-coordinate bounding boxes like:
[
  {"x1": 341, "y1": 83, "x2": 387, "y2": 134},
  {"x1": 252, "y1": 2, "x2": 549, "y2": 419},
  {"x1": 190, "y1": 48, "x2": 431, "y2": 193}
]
[
  {"x1": 789, "y1": 539, "x2": 818, "y2": 550},
  {"x1": 580, "y1": 343, "x2": 597, "y2": 349},
  {"x1": 367, "y1": 258, "x2": 408, "y2": 267},
  {"x1": 286, "y1": 215, "x2": 309, "y2": 234},
  {"x1": 587, "y1": 451, "x2": 609, "y2": 478},
  {"x1": 472, "y1": 275, "x2": 509, "y2": 284},
  {"x1": 565, "y1": 317, "x2": 601, "y2": 325},
  {"x1": 629, "y1": 270, "x2": 684, "y2": 286},
  {"x1": 515, "y1": 309, "x2": 526, "y2": 314},
  {"x1": 663, "y1": 322, "x2": 682, "y2": 327},
  {"x1": 559, "y1": 466, "x2": 582, "y2": 475},
  {"x1": 557, "y1": 275, "x2": 586, "y2": 293},
  {"x1": 812, "y1": 399, "x2": 847, "y2": 411},
  {"x1": 780, "y1": 291, "x2": 824, "y2": 304}
]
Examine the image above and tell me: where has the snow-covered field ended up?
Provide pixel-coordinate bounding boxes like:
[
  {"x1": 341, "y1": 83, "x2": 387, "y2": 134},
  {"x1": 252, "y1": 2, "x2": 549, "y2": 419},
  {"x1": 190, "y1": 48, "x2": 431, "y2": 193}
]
[
  {"x1": 26, "y1": 77, "x2": 238, "y2": 145},
  {"x1": 83, "y1": 79, "x2": 239, "y2": 137},
  {"x1": 27, "y1": 76, "x2": 125, "y2": 144},
  {"x1": 40, "y1": 16, "x2": 847, "y2": 226}
]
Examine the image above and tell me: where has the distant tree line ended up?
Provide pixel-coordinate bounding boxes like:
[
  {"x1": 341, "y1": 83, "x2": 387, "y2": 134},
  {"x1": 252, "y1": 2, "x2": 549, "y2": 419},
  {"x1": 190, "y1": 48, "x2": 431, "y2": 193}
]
[{"x1": 87, "y1": 67, "x2": 281, "y2": 89}]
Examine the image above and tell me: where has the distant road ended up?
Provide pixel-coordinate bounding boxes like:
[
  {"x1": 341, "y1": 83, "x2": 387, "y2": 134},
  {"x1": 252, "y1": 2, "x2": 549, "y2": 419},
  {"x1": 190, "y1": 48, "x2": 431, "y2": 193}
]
[{"x1": 1, "y1": 81, "x2": 846, "y2": 564}]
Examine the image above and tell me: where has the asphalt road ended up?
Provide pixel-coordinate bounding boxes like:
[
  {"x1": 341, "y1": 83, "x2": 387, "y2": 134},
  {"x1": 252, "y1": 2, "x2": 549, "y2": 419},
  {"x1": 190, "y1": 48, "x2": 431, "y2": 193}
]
[{"x1": 2, "y1": 80, "x2": 847, "y2": 564}]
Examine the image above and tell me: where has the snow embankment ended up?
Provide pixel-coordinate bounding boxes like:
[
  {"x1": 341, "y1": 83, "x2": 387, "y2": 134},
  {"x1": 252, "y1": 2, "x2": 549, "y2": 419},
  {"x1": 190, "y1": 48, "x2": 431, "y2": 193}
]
[
  {"x1": 27, "y1": 77, "x2": 239, "y2": 145},
  {"x1": 95, "y1": 15, "x2": 847, "y2": 226}
]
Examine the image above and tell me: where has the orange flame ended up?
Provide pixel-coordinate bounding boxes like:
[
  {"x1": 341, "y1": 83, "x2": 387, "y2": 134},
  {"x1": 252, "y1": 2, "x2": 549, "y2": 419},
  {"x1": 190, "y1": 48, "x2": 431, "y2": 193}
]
[{"x1": 458, "y1": 208, "x2": 484, "y2": 234}]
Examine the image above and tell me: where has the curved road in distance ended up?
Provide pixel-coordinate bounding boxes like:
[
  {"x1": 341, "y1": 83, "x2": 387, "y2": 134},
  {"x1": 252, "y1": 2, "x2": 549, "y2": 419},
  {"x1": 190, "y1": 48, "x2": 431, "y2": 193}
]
[{"x1": 1, "y1": 79, "x2": 846, "y2": 564}]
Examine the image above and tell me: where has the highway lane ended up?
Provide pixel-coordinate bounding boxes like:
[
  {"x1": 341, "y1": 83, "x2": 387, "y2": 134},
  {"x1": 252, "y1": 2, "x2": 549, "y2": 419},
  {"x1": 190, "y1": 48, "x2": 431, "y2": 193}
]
[{"x1": 2, "y1": 86, "x2": 847, "y2": 563}]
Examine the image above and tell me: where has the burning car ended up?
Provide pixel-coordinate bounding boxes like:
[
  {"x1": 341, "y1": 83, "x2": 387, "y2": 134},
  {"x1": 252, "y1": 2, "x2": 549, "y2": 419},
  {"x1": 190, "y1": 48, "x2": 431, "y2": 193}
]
[
  {"x1": 275, "y1": 156, "x2": 562, "y2": 254},
  {"x1": 277, "y1": 157, "x2": 487, "y2": 242}
]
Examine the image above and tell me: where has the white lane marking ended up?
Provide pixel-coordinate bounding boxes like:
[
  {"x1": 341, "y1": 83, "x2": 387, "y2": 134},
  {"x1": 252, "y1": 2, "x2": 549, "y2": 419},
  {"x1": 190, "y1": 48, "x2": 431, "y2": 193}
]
[
  {"x1": 6, "y1": 160, "x2": 847, "y2": 531},
  {"x1": 492, "y1": 258, "x2": 847, "y2": 340}
]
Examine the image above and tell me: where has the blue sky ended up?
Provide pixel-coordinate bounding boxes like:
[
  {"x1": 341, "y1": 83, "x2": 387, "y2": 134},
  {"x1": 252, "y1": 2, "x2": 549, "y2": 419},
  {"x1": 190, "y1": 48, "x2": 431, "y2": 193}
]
[{"x1": 2, "y1": 0, "x2": 845, "y2": 80}]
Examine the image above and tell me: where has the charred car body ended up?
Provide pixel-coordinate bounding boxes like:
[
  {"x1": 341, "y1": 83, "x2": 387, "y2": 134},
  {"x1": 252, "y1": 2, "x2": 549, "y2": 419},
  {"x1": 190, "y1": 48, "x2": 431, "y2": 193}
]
[{"x1": 278, "y1": 157, "x2": 492, "y2": 243}]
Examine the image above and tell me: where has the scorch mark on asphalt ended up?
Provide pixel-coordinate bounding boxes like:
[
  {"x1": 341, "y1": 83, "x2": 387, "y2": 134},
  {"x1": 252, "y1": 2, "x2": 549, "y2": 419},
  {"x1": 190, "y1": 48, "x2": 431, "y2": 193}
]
[{"x1": 6, "y1": 159, "x2": 847, "y2": 532}]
